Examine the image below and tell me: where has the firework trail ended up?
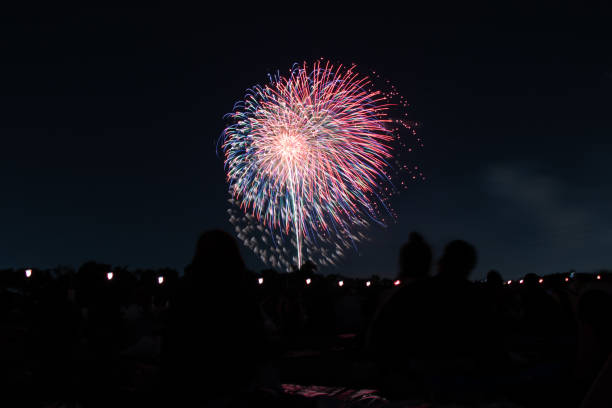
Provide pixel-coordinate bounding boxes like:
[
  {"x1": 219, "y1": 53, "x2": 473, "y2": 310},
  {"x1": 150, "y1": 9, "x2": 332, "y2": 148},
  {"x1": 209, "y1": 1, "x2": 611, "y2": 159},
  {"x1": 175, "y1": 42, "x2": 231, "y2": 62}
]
[{"x1": 221, "y1": 60, "x2": 415, "y2": 270}]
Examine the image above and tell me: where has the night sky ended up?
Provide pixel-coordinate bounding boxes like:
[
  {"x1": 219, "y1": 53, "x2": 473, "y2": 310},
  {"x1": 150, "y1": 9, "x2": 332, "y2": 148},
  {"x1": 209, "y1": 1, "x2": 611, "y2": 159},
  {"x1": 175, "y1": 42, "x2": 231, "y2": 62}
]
[{"x1": 2, "y1": 5, "x2": 612, "y2": 280}]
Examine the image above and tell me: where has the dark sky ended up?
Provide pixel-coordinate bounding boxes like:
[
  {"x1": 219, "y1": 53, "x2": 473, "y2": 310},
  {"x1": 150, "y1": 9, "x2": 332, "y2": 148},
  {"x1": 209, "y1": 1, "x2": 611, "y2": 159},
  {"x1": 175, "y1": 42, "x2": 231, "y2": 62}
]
[{"x1": 2, "y1": 5, "x2": 612, "y2": 279}]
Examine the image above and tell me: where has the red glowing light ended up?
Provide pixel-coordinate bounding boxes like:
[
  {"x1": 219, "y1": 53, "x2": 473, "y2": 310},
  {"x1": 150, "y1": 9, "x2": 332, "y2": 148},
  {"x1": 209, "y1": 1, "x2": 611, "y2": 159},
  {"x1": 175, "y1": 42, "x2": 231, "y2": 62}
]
[
  {"x1": 565, "y1": 277, "x2": 569, "y2": 282},
  {"x1": 538, "y1": 278, "x2": 544, "y2": 284},
  {"x1": 338, "y1": 280, "x2": 344, "y2": 287},
  {"x1": 25, "y1": 269, "x2": 32, "y2": 278},
  {"x1": 305, "y1": 278, "x2": 311, "y2": 285},
  {"x1": 366, "y1": 281, "x2": 371, "y2": 287},
  {"x1": 107, "y1": 272, "x2": 114, "y2": 281},
  {"x1": 158, "y1": 276, "x2": 164, "y2": 285},
  {"x1": 519, "y1": 279, "x2": 524, "y2": 284},
  {"x1": 597, "y1": 275, "x2": 601, "y2": 280},
  {"x1": 257, "y1": 277, "x2": 263, "y2": 285},
  {"x1": 393, "y1": 280, "x2": 401, "y2": 286}
]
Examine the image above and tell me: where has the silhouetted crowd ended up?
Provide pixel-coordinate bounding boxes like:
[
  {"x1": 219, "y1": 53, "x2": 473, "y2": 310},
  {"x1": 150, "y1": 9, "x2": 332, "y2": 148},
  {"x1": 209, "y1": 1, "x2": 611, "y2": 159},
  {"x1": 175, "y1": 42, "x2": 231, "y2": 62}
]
[{"x1": 2, "y1": 230, "x2": 612, "y2": 407}]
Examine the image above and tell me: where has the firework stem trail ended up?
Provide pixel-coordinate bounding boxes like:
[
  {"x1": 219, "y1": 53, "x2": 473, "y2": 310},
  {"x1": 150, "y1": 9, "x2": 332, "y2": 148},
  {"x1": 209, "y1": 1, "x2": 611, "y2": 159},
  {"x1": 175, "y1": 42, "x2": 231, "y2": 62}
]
[{"x1": 287, "y1": 166, "x2": 302, "y2": 268}]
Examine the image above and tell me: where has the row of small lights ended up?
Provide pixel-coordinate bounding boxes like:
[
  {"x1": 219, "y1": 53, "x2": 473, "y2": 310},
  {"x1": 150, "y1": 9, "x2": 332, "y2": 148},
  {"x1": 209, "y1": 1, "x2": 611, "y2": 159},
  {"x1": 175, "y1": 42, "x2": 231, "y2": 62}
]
[
  {"x1": 24, "y1": 269, "x2": 165, "y2": 285},
  {"x1": 25, "y1": 267, "x2": 604, "y2": 287},
  {"x1": 256, "y1": 275, "x2": 607, "y2": 287},
  {"x1": 257, "y1": 277, "x2": 402, "y2": 287},
  {"x1": 505, "y1": 275, "x2": 603, "y2": 285}
]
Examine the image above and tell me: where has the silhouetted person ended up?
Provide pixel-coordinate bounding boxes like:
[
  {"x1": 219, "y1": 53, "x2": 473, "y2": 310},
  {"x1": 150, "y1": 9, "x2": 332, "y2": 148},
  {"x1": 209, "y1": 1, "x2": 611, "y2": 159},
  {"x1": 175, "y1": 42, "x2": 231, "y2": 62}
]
[
  {"x1": 482, "y1": 269, "x2": 519, "y2": 363},
  {"x1": 398, "y1": 232, "x2": 433, "y2": 282},
  {"x1": 365, "y1": 233, "x2": 434, "y2": 398},
  {"x1": 486, "y1": 269, "x2": 503, "y2": 287},
  {"x1": 367, "y1": 232, "x2": 434, "y2": 340},
  {"x1": 484, "y1": 269, "x2": 508, "y2": 319},
  {"x1": 162, "y1": 230, "x2": 266, "y2": 405}
]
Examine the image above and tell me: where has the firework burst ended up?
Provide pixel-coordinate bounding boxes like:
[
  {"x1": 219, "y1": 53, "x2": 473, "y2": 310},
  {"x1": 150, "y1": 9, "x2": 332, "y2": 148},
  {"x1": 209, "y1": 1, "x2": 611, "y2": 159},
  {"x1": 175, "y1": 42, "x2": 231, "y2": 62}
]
[{"x1": 222, "y1": 60, "x2": 412, "y2": 270}]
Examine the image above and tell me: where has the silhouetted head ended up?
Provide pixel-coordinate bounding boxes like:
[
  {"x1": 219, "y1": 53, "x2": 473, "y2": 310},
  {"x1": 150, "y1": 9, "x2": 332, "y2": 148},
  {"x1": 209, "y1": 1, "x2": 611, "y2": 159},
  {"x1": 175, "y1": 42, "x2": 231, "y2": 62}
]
[
  {"x1": 524, "y1": 273, "x2": 540, "y2": 288},
  {"x1": 438, "y1": 240, "x2": 477, "y2": 279},
  {"x1": 299, "y1": 260, "x2": 318, "y2": 275},
  {"x1": 486, "y1": 269, "x2": 503, "y2": 287},
  {"x1": 398, "y1": 232, "x2": 432, "y2": 280},
  {"x1": 188, "y1": 230, "x2": 246, "y2": 288}
]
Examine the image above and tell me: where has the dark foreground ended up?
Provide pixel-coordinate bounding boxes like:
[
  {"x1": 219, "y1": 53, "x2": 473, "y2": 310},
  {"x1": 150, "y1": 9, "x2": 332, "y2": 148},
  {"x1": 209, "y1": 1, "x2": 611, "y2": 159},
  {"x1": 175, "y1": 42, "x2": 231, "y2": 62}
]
[{"x1": 2, "y1": 231, "x2": 612, "y2": 408}]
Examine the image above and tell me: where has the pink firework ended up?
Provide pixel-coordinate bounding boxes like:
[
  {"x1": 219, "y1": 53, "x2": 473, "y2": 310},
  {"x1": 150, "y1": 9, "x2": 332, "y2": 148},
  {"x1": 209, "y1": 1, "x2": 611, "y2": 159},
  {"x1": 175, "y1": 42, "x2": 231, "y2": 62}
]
[{"x1": 222, "y1": 61, "x2": 399, "y2": 268}]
